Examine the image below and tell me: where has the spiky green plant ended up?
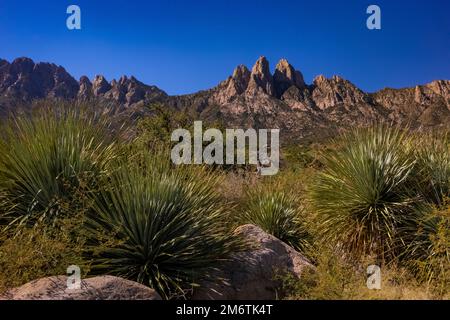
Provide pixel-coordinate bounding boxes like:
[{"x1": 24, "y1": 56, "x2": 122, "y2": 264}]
[
  {"x1": 412, "y1": 132, "x2": 450, "y2": 206},
  {"x1": 310, "y1": 125, "x2": 417, "y2": 260},
  {"x1": 84, "y1": 153, "x2": 239, "y2": 299},
  {"x1": 240, "y1": 190, "x2": 313, "y2": 255},
  {"x1": 0, "y1": 106, "x2": 119, "y2": 228}
]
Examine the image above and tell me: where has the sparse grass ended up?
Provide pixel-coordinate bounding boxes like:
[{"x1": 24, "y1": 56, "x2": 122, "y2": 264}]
[
  {"x1": 0, "y1": 215, "x2": 88, "y2": 293},
  {"x1": 279, "y1": 247, "x2": 448, "y2": 300},
  {"x1": 400, "y1": 203, "x2": 450, "y2": 296}
]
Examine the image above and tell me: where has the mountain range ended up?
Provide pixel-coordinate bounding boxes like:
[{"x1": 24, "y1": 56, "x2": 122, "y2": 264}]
[{"x1": 1, "y1": 56, "x2": 449, "y2": 142}]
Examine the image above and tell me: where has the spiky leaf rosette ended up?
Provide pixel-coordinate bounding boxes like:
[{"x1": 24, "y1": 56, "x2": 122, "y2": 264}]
[
  {"x1": 84, "y1": 154, "x2": 239, "y2": 299},
  {"x1": 310, "y1": 125, "x2": 416, "y2": 260},
  {"x1": 0, "y1": 105, "x2": 118, "y2": 229}
]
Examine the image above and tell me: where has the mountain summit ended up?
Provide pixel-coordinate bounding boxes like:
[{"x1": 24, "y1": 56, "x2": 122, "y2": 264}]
[{"x1": 0, "y1": 56, "x2": 449, "y2": 141}]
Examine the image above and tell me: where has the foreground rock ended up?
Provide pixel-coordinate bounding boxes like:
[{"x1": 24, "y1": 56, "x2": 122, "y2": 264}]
[
  {"x1": 0, "y1": 275, "x2": 161, "y2": 300},
  {"x1": 193, "y1": 224, "x2": 314, "y2": 300}
]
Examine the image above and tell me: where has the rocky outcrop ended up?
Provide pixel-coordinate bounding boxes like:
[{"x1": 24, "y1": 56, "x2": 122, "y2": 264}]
[
  {"x1": 192, "y1": 224, "x2": 313, "y2": 300},
  {"x1": 0, "y1": 56, "x2": 449, "y2": 142},
  {"x1": 311, "y1": 75, "x2": 368, "y2": 110},
  {"x1": 0, "y1": 58, "x2": 167, "y2": 110},
  {"x1": 92, "y1": 75, "x2": 112, "y2": 96},
  {"x1": 246, "y1": 56, "x2": 275, "y2": 96},
  {"x1": 78, "y1": 76, "x2": 92, "y2": 100},
  {"x1": 0, "y1": 57, "x2": 79, "y2": 100},
  {"x1": 0, "y1": 275, "x2": 161, "y2": 300},
  {"x1": 273, "y1": 59, "x2": 305, "y2": 97},
  {"x1": 215, "y1": 65, "x2": 251, "y2": 103},
  {"x1": 103, "y1": 75, "x2": 165, "y2": 107}
]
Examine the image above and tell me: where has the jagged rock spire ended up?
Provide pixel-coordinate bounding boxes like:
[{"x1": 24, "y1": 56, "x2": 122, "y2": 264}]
[
  {"x1": 273, "y1": 58, "x2": 305, "y2": 97},
  {"x1": 246, "y1": 56, "x2": 275, "y2": 96},
  {"x1": 92, "y1": 75, "x2": 111, "y2": 96}
]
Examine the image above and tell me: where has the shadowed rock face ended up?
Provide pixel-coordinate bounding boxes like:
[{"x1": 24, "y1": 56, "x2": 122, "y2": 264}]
[
  {"x1": 0, "y1": 57, "x2": 79, "y2": 100},
  {"x1": 0, "y1": 57, "x2": 167, "y2": 109},
  {"x1": 0, "y1": 56, "x2": 449, "y2": 142},
  {"x1": 246, "y1": 56, "x2": 275, "y2": 96},
  {"x1": 78, "y1": 76, "x2": 92, "y2": 100},
  {"x1": 273, "y1": 58, "x2": 305, "y2": 97}
]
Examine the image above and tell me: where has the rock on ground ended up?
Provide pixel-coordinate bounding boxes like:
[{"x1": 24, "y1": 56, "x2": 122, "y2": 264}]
[
  {"x1": 0, "y1": 275, "x2": 161, "y2": 300},
  {"x1": 192, "y1": 224, "x2": 314, "y2": 300}
]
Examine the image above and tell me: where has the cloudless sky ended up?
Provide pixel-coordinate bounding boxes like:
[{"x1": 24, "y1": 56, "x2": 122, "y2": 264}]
[{"x1": 0, "y1": 0, "x2": 449, "y2": 95}]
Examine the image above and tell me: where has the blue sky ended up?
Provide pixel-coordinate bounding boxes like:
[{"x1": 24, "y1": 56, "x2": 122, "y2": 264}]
[{"x1": 0, "y1": 0, "x2": 449, "y2": 95}]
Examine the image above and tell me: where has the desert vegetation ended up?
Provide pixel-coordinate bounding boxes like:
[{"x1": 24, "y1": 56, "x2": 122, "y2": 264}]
[{"x1": 0, "y1": 103, "x2": 448, "y2": 299}]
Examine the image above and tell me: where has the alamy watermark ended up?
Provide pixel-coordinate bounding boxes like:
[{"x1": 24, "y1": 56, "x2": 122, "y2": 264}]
[
  {"x1": 367, "y1": 5, "x2": 381, "y2": 30},
  {"x1": 66, "y1": 5, "x2": 81, "y2": 30},
  {"x1": 66, "y1": 265, "x2": 81, "y2": 290},
  {"x1": 366, "y1": 265, "x2": 381, "y2": 290},
  {"x1": 171, "y1": 121, "x2": 280, "y2": 176}
]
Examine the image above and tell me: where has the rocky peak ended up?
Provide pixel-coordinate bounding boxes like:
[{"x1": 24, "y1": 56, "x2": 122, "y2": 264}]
[
  {"x1": 96, "y1": 74, "x2": 167, "y2": 107},
  {"x1": 119, "y1": 75, "x2": 129, "y2": 86},
  {"x1": 313, "y1": 74, "x2": 327, "y2": 85},
  {"x1": 79, "y1": 75, "x2": 92, "y2": 86},
  {"x1": 273, "y1": 58, "x2": 305, "y2": 97},
  {"x1": 246, "y1": 56, "x2": 275, "y2": 96},
  {"x1": 213, "y1": 64, "x2": 251, "y2": 103},
  {"x1": 312, "y1": 74, "x2": 368, "y2": 109},
  {"x1": 78, "y1": 76, "x2": 92, "y2": 100},
  {"x1": 231, "y1": 65, "x2": 251, "y2": 93},
  {"x1": 229, "y1": 65, "x2": 251, "y2": 93},
  {"x1": 414, "y1": 80, "x2": 450, "y2": 107},
  {"x1": 0, "y1": 59, "x2": 8, "y2": 67},
  {"x1": 0, "y1": 57, "x2": 79, "y2": 100},
  {"x1": 426, "y1": 80, "x2": 450, "y2": 98},
  {"x1": 10, "y1": 57, "x2": 35, "y2": 74},
  {"x1": 92, "y1": 75, "x2": 111, "y2": 96}
]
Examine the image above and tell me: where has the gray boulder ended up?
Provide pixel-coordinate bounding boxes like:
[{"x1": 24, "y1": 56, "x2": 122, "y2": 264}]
[
  {"x1": 193, "y1": 224, "x2": 314, "y2": 300},
  {"x1": 0, "y1": 275, "x2": 161, "y2": 300}
]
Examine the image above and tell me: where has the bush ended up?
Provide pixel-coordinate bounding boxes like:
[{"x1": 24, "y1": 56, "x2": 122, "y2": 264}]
[
  {"x1": 412, "y1": 132, "x2": 450, "y2": 206},
  {"x1": 0, "y1": 106, "x2": 119, "y2": 229},
  {"x1": 84, "y1": 152, "x2": 240, "y2": 299},
  {"x1": 278, "y1": 247, "x2": 440, "y2": 300},
  {"x1": 239, "y1": 189, "x2": 313, "y2": 255},
  {"x1": 0, "y1": 216, "x2": 88, "y2": 293},
  {"x1": 310, "y1": 126, "x2": 417, "y2": 260},
  {"x1": 400, "y1": 203, "x2": 450, "y2": 296}
]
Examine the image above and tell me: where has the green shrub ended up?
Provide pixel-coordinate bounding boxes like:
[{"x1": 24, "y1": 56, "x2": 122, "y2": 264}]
[
  {"x1": 84, "y1": 153, "x2": 240, "y2": 299},
  {"x1": 310, "y1": 126, "x2": 417, "y2": 260},
  {"x1": 0, "y1": 215, "x2": 88, "y2": 292},
  {"x1": 401, "y1": 203, "x2": 450, "y2": 296},
  {"x1": 412, "y1": 132, "x2": 450, "y2": 206},
  {"x1": 0, "y1": 106, "x2": 119, "y2": 229},
  {"x1": 240, "y1": 189, "x2": 313, "y2": 255},
  {"x1": 278, "y1": 247, "x2": 439, "y2": 300}
]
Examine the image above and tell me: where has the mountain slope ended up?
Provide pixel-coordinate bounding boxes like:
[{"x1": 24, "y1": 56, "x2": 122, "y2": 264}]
[{"x1": 1, "y1": 56, "x2": 449, "y2": 141}]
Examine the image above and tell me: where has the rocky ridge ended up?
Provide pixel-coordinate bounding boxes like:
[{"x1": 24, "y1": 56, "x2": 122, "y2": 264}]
[{"x1": 1, "y1": 56, "x2": 449, "y2": 142}]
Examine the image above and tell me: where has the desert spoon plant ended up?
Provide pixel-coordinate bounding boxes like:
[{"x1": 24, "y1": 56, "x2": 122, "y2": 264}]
[
  {"x1": 84, "y1": 153, "x2": 240, "y2": 299},
  {"x1": 0, "y1": 105, "x2": 119, "y2": 229},
  {"x1": 310, "y1": 126, "x2": 417, "y2": 261}
]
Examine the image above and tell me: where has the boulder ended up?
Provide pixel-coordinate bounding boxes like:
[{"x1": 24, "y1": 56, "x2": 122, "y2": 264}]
[
  {"x1": 0, "y1": 275, "x2": 161, "y2": 300},
  {"x1": 192, "y1": 224, "x2": 314, "y2": 300}
]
